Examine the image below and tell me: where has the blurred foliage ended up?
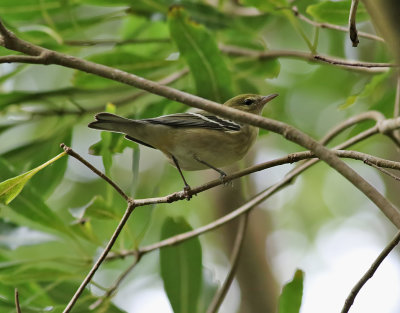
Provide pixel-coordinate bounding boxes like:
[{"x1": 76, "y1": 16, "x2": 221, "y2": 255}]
[{"x1": 0, "y1": 0, "x2": 398, "y2": 312}]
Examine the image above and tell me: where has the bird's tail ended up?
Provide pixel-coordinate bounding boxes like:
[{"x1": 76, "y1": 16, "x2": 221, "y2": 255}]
[{"x1": 88, "y1": 112, "x2": 136, "y2": 133}]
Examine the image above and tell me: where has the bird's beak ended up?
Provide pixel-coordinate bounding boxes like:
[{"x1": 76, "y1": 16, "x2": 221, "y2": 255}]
[{"x1": 260, "y1": 93, "x2": 279, "y2": 105}]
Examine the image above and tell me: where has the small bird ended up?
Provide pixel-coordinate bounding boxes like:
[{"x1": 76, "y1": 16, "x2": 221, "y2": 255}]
[{"x1": 88, "y1": 93, "x2": 278, "y2": 192}]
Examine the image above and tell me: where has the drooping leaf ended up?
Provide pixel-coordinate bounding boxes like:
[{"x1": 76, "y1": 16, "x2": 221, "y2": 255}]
[
  {"x1": 278, "y1": 269, "x2": 304, "y2": 313},
  {"x1": 0, "y1": 158, "x2": 71, "y2": 236},
  {"x1": 168, "y1": 6, "x2": 233, "y2": 102},
  {"x1": 160, "y1": 217, "x2": 202, "y2": 313},
  {"x1": 0, "y1": 152, "x2": 66, "y2": 205},
  {"x1": 306, "y1": 0, "x2": 369, "y2": 25}
]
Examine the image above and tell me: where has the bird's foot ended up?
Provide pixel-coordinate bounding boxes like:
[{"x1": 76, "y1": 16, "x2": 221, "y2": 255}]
[
  {"x1": 219, "y1": 172, "x2": 232, "y2": 187},
  {"x1": 183, "y1": 184, "x2": 192, "y2": 200}
]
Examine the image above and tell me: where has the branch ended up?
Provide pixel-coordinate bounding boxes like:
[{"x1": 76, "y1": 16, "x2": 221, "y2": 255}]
[
  {"x1": 341, "y1": 231, "x2": 400, "y2": 313},
  {"x1": 2, "y1": 20, "x2": 400, "y2": 227},
  {"x1": 292, "y1": 6, "x2": 384, "y2": 42},
  {"x1": 364, "y1": 159, "x2": 400, "y2": 181},
  {"x1": 206, "y1": 213, "x2": 249, "y2": 313},
  {"x1": 63, "y1": 201, "x2": 136, "y2": 313},
  {"x1": 15, "y1": 288, "x2": 21, "y2": 313},
  {"x1": 220, "y1": 45, "x2": 395, "y2": 73},
  {"x1": 320, "y1": 111, "x2": 384, "y2": 145},
  {"x1": 349, "y1": 0, "x2": 360, "y2": 47},
  {"x1": 108, "y1": 149, "x2": 400, "y2": 260},
  {"x1": 107, "y1": 118, "x2": 398, "y2": 261},
  {"x1": 89, "y1": 251, "x2": 142, "y2": 310},
  {"x1": 60, "y1": 144, "x2": 130, "y2": 201}
]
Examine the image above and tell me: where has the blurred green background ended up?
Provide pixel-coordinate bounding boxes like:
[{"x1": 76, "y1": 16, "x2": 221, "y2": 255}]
[{"x1": 1, "y1": 0, "x2": 400, "y2": 312}]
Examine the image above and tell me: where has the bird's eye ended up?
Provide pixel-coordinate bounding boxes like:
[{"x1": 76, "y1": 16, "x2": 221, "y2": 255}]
[{"x1": 244, "y1": 98, "x2": 254, "y2": 105}]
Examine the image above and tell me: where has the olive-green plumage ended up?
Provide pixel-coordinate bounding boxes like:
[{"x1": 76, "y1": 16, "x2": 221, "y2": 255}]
[{"x1": 88, "y1": 93, "x2": 277, "y2": 186}]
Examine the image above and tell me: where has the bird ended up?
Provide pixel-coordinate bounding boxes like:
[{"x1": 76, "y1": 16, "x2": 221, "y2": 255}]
[{"x1": 88, "y1": 93, "x2": 278, "y2": 193}]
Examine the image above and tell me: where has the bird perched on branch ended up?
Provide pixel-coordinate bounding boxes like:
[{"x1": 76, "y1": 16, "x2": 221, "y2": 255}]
[{"x1": 88, "y1": 93, "x2": 278, "y2": 193}]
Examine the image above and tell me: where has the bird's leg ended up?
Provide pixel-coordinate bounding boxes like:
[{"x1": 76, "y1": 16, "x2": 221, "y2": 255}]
[
  {"x1": 193, "y1": 155, "x2": 229, "y2": 185},
  {"x1": 172, "y1": 155, "x2": 192, "y2": 199}
]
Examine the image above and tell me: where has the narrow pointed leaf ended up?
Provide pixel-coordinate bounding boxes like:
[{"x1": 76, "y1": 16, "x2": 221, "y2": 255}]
[
  {"x1": 0, "y1": 152, "x2": 66, "y2": 205},
  {"x1": 160, "y1": 217, "x2": 202, "y2": 313},
  {"x1": 168, "y1": 6, "x2": 233, "y2": 102}
]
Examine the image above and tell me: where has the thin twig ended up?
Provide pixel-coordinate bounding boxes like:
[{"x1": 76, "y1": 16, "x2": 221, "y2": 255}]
[
  {"x1": 1, "y1": 20, "x2": 400, "y2": 231},
  {"x1": 89, "y1": 251, "x2": 142, "y2": 310},
  {"x1": 349, "y1": 0, "x2": 360, "y2": 47},
  {"x1": 63, "y1": 201, "x2": 136, "y2": 313},
  {"x1": 341, "y1": 231, "x2": 400, "y2": 313},
  {"x1": 291, "y1": 7, "x2": 384, "y2": 42},
  {"x1": 364, "y1": 159, "x2": 400, "y2": 181},
  {"x1": 220, "y1": 45, "x2": 394, "y2": 72},
  {"x1": 109, "y1": 148, "x2": 400, "y2": 260},
  {"x1": 60, "y1": 143, "x2": 130, "y2": 201},
  {"x1": 314, "y1": 55, "x2": 395, "y2": 68},
  {"x1": 206, "y1": 213, "x2": 249, "y2": 313},
  {"x1": 107, "y1": 118, "x2": 396, "y2": 260},
  {"x1": 15, "y1": 288, "x2": 21, "y2": 313},
  {"x1": 320, "y1": 111, "x2": 384, "y2": 145}
]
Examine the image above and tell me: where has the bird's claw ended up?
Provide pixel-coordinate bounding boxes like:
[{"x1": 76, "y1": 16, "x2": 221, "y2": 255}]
[
  {"x1": 219, "y1": 173, "x2": 232, "y2": 187},
  {"x1": 183, "y1": 185, "x2": 192, "y2": 200}
]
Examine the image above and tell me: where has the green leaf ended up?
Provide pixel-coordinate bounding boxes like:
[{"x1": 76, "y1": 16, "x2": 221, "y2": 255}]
[
  {"x1": 278, "y1": 269, "x2": 304, "y2": 313},
  {"x1": 306, "y1": 0, "x2": 369, "y2": 25},
  {"x1": 168, "y1": 6, "x2": 233, "y2": 102},
  {"x1": 339, "y1": 72, "x2": 391, "y2": 110},
  {"x1": 0, "y1": 152, "x2": 66, "y2": 205},
  {"x1": 160, "y1": 217, "x2": 202, "y2": 313}
]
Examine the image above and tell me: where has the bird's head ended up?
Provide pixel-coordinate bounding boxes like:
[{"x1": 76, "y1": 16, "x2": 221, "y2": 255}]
[{"x1": 224, "y1": 93, "x2": 278, "y2": 115}]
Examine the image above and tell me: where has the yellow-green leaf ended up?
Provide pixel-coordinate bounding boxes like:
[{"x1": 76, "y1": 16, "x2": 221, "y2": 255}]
[{"x1": 0, "y1": 152, "x2": 66, "y2": 205}]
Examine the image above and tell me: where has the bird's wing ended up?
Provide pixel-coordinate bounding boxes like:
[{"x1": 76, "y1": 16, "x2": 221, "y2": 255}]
[{"x1": 142, "y1": 112, "x2": 241, "y2": 131}]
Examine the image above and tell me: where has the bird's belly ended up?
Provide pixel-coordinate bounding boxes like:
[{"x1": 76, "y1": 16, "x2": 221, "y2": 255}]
[{"x1": 164, "y1": 129, "x2": 257, "y2": 171}]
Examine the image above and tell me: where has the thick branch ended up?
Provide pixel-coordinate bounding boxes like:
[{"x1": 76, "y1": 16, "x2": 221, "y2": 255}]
[{"x1": 2, "y1": 20, "x2": 400, "y2": 228}]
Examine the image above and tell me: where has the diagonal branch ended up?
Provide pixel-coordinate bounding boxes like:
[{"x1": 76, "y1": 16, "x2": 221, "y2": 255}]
[
  {"x1": 1, "y1": 18, "x2": 400, "y2": 233},
  {"x1": 63, "y1": 201, "x2": 136, "y2": 313},
  {"x1": 341, "y1": 231, "x2": 400, "y2": 313},
  {"x1": 206, "y1": 213, "x2": 249, "y2": 313}
]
